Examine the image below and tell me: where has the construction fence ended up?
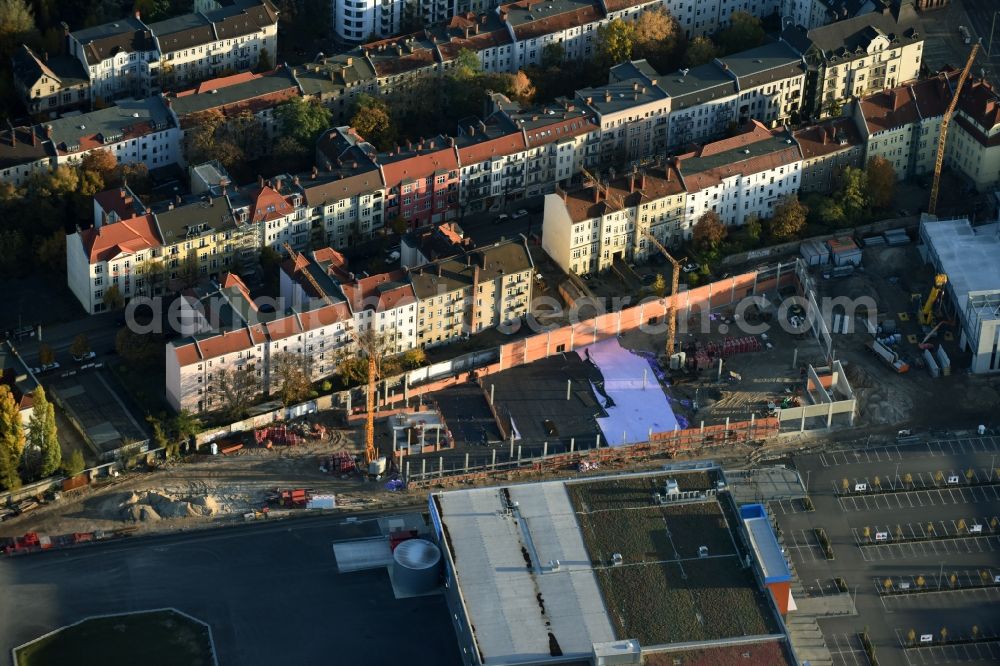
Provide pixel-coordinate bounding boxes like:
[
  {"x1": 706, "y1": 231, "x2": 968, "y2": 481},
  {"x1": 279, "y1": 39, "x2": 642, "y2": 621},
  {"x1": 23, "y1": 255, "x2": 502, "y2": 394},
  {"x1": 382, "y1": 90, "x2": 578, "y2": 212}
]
[{"x1": 403, "y1": 417, "x2": 779, "y2": 489}]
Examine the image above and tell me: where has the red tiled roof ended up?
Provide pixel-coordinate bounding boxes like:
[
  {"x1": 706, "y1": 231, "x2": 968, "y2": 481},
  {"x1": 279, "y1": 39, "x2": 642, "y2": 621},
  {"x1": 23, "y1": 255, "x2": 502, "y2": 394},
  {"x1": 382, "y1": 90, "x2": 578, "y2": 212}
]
[
  {"x1": 511, "y1": 6, "x2": 601, "y2": 41},
  {"x1": 79, "y1": 214, "x2": 161, "y2": 264},
  {"x1": 957, "y1": 78, "x2": 1000, "y2": 132},
  {"x1": 297, "y1": 302, "x2": 352, "y2": 329},
  {"x1": 859, "y1": 85, "x2": 920, "y2": 134},
  {"x1": 699, "y1": 120, "x2": 773, "y2": 157},
  {"x1": 341, "y1": 269, "x2": 416, "y2": 313},
  {"x1": 94, "y1": 187, "x2": 142, "y2": 222},
  {"x1": 174, "y1": 325, "x2": 266, "y2": 367},
  {"x1": 910, "y1": 72, "x2": 958, "y2": 121},
  {"x1": 381, "y1": 147, "x2": 459, "y2": 185},
  {"x1": 680, "y1": 148, "x2": 802, "y2": 191},
  {"x1": 250, "y1": 185, "x2": 293, "y2": 223},
  {"x1": 793, "y1": 119, "x2": 864, "y2": 160},
  {"x1": 523, "y1": 115, "x2": 596, "y2": 147},
  {"x1": 178, "y1": 71, "x2": 260, "y2": 96},
  {"x1": 264, "y1": 313, "x2": 303, "y2": 340},
  {"x1": 457, "y1": 131, "x2": 527, "y2": 163}
]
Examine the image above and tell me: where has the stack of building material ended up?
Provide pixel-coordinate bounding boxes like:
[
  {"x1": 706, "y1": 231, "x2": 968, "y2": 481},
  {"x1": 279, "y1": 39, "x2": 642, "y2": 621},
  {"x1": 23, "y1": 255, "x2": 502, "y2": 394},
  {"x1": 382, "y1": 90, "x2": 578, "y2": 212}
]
[
  {"x1": 883, "y1": 229, "x2": 910, "y2": 246},
  {"x1": 826, "y1": 237, "x2": 862, "y2": 266}
]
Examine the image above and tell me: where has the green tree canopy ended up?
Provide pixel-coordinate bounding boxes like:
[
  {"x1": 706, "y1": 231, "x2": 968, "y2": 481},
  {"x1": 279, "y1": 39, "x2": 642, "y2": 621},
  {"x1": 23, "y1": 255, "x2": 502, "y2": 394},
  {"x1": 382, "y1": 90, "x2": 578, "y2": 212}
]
[
  {"x1": 0, "y1": 385, "x2": 24, "y2": 490},
  {"x1": 276, "y1": 97, "x2": 333, "y2": 149},
  {"x1": 865, "y1": 155, "x2": 897, "y2": 209},
  {"x1": 27, "y1": 385, "x2": 59, "y2": 477},
  {"x1": 596, "y1": 18, "x2": 634, "y2": 68},
  {"x1": 684, "y1": 36, "x2": 718, "y2": 67},
  {"x1": 717, "y1": 12, "x2": 765, "y2": 55},
  {"x1": 350, "y1": 94, "x2": 397, "y2": 151},
  {"x1": 769, "y1": 195, "x2": 808, "y2": 241}
]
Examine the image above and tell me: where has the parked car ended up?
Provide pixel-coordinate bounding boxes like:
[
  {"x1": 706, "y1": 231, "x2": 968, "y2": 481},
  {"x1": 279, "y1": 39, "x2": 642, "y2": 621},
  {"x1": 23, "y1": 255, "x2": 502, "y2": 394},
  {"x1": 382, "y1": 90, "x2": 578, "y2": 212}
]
[
  {"x1": 512, "y1": 209, "x2": 529, "y2": 219},
  {"x1": 681, "y1": 261, "x2": 700, "y2": 274},
  {"x1": 73, "y1": 351, "x2": 96, "y2": 362},
  {"x1": 31, "y1": 362, "x2": 60, "y2": 374},
  {"x1": 494, "y1": 213, "x2": 509, "y2": 225}
]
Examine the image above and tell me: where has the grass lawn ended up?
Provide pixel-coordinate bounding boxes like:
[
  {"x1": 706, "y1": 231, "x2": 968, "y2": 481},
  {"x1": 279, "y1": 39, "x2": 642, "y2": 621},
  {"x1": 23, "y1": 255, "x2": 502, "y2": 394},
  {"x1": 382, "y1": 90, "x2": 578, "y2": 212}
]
[{"x1": 15, "y1": 610, "x2": 214, "y2": 666}]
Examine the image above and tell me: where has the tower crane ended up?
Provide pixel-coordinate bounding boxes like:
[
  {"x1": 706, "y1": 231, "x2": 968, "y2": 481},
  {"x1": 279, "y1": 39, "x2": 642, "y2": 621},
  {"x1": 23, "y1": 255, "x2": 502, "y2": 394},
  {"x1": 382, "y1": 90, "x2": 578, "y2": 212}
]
[
  {"x1": 928, "y1": 42, "x2": 980, "y2": 215},
  {"x1": 580, "y1": 166, "x2": 624, "y2": 209},
  {"x1": 352, "y1": 328, "x2": 385, "y2": 469},
  {"x1": 644, "y1": 232, "x2": 681, "y2": 358},
  {"x1": 283, "y1": 243, "x2": 331, "y2": 305}
]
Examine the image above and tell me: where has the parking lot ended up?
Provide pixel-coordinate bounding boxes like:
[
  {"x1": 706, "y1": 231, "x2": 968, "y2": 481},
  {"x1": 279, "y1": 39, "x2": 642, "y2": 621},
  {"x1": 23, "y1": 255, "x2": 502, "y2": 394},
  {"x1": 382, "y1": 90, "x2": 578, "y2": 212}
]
[
  {"x1": 46, "y1": 368, "x2": 149, "y2": 458},
  {"x1": 771, "y1": 436, "x2": 1000, "y2": 666}
]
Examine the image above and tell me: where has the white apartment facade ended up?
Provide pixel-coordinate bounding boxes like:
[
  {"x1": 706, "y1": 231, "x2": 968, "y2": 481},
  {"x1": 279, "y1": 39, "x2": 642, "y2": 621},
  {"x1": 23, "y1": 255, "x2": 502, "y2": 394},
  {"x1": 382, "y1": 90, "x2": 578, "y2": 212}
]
[{"x1": 43, "y1": 97, "x2": 181, "y2": 170}]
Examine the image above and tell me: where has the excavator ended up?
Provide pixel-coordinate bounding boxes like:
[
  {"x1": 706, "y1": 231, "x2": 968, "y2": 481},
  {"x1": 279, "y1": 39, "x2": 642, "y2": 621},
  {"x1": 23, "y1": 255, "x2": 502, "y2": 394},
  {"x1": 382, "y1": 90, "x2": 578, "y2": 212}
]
[{"x1": 919, "y1": 274, "x2": 948, "y2": 327}]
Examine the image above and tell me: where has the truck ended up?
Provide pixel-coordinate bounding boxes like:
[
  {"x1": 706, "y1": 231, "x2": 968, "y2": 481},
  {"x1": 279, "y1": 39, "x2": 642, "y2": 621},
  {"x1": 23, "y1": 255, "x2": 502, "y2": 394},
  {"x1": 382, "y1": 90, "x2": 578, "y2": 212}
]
[{"x1": 866, "y1": 339, "x2": 910, "y2": 373}]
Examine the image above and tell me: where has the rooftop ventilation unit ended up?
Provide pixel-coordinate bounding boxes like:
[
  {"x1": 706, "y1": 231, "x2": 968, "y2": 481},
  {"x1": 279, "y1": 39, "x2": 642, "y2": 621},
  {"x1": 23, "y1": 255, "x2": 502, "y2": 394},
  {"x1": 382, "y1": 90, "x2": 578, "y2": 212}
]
[{"x1": 611, "y1": 552, "x2": 623, "y2": 566}]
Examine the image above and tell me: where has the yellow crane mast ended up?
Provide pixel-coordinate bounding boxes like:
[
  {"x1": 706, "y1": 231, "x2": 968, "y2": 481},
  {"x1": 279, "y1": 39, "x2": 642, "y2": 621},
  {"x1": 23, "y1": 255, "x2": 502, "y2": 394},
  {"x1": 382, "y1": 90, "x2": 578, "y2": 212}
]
[
  {"x1": 644, "y1": 232, "x2": 681, "y2": 358},
  {"x1": 928, "y1": 42, "x2": 980, "y2": 215}
]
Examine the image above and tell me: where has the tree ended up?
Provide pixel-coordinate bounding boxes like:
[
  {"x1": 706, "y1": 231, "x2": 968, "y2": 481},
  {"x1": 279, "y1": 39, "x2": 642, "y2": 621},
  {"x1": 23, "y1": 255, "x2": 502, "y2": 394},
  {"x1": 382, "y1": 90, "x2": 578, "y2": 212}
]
[
  {"x1": 510, "y1": 71, "x2": 536, "y2": 105},
  {"x1": 940, "y1": 627, "x2": 948, "y2": 643},
  {"x1": 865, "y1": 156, "x2": 896, "y2": 209},
  {"x1": 745, "y1": 213, "x2": 761, "y2": 243},
  {"x1": 841, "y1": 478, "x2": 849, "y2": 493},
  {"x1": 684, "y1": 36, "x2": 718, "y2": 67},
  {"x1": 336, "y1": 354, "x2": 368, "y2": 386},
  {"x1": 350, "y1": 95, "x2": 397, "y2": 151},
  {"x1": 542, "y1": 43, "x2": 564, "y2": 68},
  {"x1": 813, "y1": 195, "x2": 848, "y2": 229},
  {"x1": 183, "y1": 110, "x2": 245, "y2": 170},
  {"x1": 399, "y1": 348, "x2": 426, "y2": 370},
  {"x1": 79, "y1": 149, "x2": 118, "y2": 183},
  {"x1": 863, "y1": 526, "x2": 871, "y2": 539},
  {"x1": 69, "y1": 334, "x2": 90, "y2": 358},
  {"x1": 61, "y1": 449, "x2": 84, "y2": 477},
  {"x1": 257, "y1": 47, "x2": 271, "y2": 71},
  {"x1": 0, "y1": 385, "x2": 24, "y2": 490},
  {"x1": 38, "y1": 344, "x2": 55, "y2": 366},
  {"x1": 215, "y1": 365, "x2": 261, "y2": 418},
  {"x1": 0, "y1": 229, "x2": 25, "y2": 277},
  {"x1": 882, "y1": 577, "x2": 892, "y2": 592},
  {"x1": 26, "y1": 386, "x2": 59, "y2": 477},
  {"x1": 693, "y1": 210, "x2": 727, "y2": 250},
  {"x1": 36, "y1": 230, "x2": 65, "y2": 275},
  {"x1": 769, "y1": 195, "x2": 808, "y2": 241},
  {"x1": 115, "y1": 328, "x2": 158, "y2": 365},
  {"x1": 276, "y1": 97, "x2": 332, "y2": 150},
  {"x1": 916, "y1": 575, "x2": 925, "y2": 588},
  {"x1": 633, "y1": 8, "x2": 679, "y2": 70},
  {"x1": 271, "y1": 352, "x2": 311, "y2": 406},
  {"x1": 873, "y1": 475, "x2": 881, "y2": 488},
  {"x1": 133, "y1": 0, "x2": 171, "y2": 23},
  {"x1": 904, "y1": 472, "x2": 913, "y2": 486},
  {"x1": 171, "y1": 410, "x2": 201, "y2": 445},
  {"x1": 0, "y1": 0, "x2": 35, "y2": 54},
  {"x1": 825, "y1": 99, "x2": 843, "y2": 118},
  {"x1": 147, "y1": 415, "x2": 173, "y2": 457},
  {"x1": 272, "y1": 135, "x2": 309, "y2": 173},
  {"x1": 653, "y1": 273, "x2": 667, "y2": 297},
  {"x1": 103, "y1": 284, "x2": 124, "y2": 310},
  {"x1": 717, "y1": 11, "x2": 765, "y2": 55},
  {"x1": 596, "y1": 18, "x2": 634, "y2": 68}
]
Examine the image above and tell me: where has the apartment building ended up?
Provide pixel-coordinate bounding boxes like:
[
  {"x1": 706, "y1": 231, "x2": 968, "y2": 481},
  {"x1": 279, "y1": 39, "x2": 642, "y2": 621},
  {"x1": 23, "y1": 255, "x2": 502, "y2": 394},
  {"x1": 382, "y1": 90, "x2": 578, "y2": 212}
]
[
  {"x1": 0, "y1": 126, "x2": 51, "y2": 187},
  {"x1": 167, "y1": 271, "x2": 355, "y2": 413},
  {"x1": 854, "y1": 73, "x2": 952, "y2": 180},
  {"x1": 718, "y1": 42, "x2": 806, "y2": 127},
  {"x1": 232, "y1": 176, "x2": 309, "y2": 251},
  {"x1": 506, "y1": 97, "x2": 601, "y2": 193},
  {"x1": 67, "y1": 15, "x2": 158, "y2": 102},
  {"x1": 665, "y1": 0, "x2": 782, "y2": 38},
  {"x1": 781, "y1": 1, "x2": 923, "y2": 119},
  {"x1": 150, "y1": 0, "x2": 278, "y2": 89},
  {"x1": 788, "y1": 0, "x2": 882, "y2": 31},
  {"x1": 66, "y1": 213, "x2": 162, "y2": 314},
  {"x1": 166, "y1": 68, "x2": 301, "y2": 165},
  {"x1": 66, "y1": 0, "x2": 278, "y2": 103},
  {"x1": 542, "y1": 163, "x2": 685, "y2": 274},
  {"x1": 334, "y1": 0, "x2": 461, "y2": 44},
  {"x1": 410, "y1": 238, "x2": 534, "y2": 346},
  {"x1": 677, "y1": 121, "x2": 803, "y2": 230},
  {"x1": 11, "y1": 45, "x2": 90, "y2": 115},
  {"x1": 42, "y1": 96, "x2": 180, "y2": 169},
  {"x1": 455, "y1": 115, "x2": 529, "y2": 211},
  {"x1": 792, "y1": 118, "x2": 864, "y2": 192},
  {"x1": 292, "y1": 54, "x2": 379, "y2": 124},
  {"x1": 379, "y1": 137, "x2": 461, "y2": 228},
  {"x1": 949, "y1": 77, "x2": 1000, "y2": 192},
  {"x1": 542, "y1": 122, "x2": 803, "y2": 274},
  {"x1": 658, "y1": 62, "x2": 739, "y2": 148},
  {"x1": 579, "y1": 63, "x2": 671, "y2": 163},
  {"x1": 297, "y1": 160, "x2": 387, "y2": 248},
  {"x1": 280, "y1": 248, "x2": 418, "y2": 354}
]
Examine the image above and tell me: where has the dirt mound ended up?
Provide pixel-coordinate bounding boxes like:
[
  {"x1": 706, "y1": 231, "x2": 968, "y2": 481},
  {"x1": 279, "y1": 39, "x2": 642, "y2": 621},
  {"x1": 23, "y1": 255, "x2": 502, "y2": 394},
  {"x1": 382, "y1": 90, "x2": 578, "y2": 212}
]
[{"x1": 118, "y1": 491, "x2": 227, "y2": 522}]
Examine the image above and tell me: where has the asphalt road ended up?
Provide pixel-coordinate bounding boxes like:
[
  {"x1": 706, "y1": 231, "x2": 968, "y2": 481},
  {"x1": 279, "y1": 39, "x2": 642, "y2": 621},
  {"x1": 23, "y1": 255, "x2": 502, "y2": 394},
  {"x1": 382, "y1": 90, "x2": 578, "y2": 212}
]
[
  {"x1": 0, "y1": 513, "x2": 461, "y2": 666},
  {"x1": 774, "y1": 437, "x2": 1000, "y2": 666},
  {"x1": 12, "y1": 311, "x2": 123, "y2": 370}
]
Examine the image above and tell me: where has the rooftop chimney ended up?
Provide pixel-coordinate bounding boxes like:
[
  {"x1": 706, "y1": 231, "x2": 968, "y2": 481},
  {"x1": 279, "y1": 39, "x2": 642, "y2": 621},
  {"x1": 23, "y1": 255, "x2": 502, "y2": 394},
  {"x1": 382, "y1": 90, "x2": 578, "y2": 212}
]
[
  {"x1": 629, "y1": 171, "x2": 636, "y2": 192},
  {"x1": 593, "y1": 187, "x2": 601, "y2": 204},
  {"x1": 821, "y1": 127, "x2": 828, "y2": 144},
  {"x1": 135, "y1": 10, "x2": 141, "y2": 20},
  {"x1": 639, "y1": 173, "x2": 646, "y2": 189},
  {"x1": 258, "y1": 174, "x2": 264, "y2": 189}
]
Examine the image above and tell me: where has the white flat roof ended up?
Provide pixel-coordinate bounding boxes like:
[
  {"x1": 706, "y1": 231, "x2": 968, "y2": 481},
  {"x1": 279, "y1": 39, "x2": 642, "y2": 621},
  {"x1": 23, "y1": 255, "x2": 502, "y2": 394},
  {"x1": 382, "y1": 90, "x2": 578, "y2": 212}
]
[
  {"x1": 922, "y1": 218, "x2": 1000, "y2": 319},
  {"x1": 437, "y1": 482, "x2": 616, "y2": 665}
]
